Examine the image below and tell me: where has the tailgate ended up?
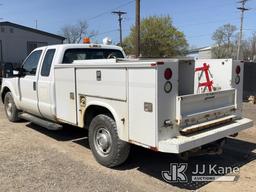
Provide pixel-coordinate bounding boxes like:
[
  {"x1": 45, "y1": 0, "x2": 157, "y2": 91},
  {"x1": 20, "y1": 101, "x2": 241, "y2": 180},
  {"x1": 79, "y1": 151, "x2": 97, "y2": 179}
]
[{"x1": 176, "y1": 89, "x2": 236, "y2": 127}]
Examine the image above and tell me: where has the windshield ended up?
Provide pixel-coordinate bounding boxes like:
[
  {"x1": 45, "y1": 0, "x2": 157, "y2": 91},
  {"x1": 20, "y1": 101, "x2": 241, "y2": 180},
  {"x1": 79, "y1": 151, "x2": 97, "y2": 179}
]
[{"x1": 62, "y1": 48, "x2": 125, "y2": 64}]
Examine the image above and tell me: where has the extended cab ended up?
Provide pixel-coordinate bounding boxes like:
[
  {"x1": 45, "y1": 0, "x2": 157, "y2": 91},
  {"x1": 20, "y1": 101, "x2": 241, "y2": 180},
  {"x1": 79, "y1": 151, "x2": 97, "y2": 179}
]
[{"x1": 1, "y1": 43, "x2": 253, "y2": 167}]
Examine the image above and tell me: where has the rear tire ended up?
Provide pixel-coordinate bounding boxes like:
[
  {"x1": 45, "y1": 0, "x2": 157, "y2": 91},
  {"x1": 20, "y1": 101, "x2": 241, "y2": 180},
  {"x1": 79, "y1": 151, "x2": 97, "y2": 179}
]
[
  {"x1": 4, "y1": 92, "x2": 20, "y2": 122},
  {"x1": 89, "y1": 114, "x2": 130, "y2": 167}
]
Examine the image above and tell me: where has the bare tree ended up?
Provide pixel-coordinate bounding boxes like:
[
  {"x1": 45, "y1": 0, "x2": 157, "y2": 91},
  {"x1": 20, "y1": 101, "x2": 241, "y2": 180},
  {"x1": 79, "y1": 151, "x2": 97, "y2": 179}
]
[
  {"x1": 212, "y1": 24, "x2": 237, "y2": 58},
  {"x1": 61, "y1": 20, "x2": 96, "y2": 44},
  {"x1": 241, "y1": 32, "x2": 256, "y2": 61},
  {"x1": 250, "y1": 32, "x2": 256, "y2": 61}
]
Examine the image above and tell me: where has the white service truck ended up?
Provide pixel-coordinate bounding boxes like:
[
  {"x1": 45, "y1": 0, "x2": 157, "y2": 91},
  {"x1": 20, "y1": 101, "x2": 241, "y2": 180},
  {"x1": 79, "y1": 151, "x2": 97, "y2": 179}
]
[{"x1": 1, "y1": 43, "x2": 253, "y2": 167}]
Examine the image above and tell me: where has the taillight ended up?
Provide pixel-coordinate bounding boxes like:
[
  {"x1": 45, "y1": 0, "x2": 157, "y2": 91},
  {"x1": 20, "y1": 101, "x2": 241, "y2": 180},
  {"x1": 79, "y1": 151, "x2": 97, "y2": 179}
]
[
  {"x1": 235, "y1": 66, "x2": 241, "y2": 84},
  {"x1": 164, "y1": 68, "x2": 173, "y2": 93},
  {"x1": 164, "y1": 68, "x2": 172, "y2": 80},
  {"x1": 236, "y1": 66, "x2": 241, "y2": 74}
]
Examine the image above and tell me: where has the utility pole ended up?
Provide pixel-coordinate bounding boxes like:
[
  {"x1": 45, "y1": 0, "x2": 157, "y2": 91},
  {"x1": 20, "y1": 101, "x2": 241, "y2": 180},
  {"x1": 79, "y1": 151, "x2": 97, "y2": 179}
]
[
  {"x1": 237, "y1": 0, "x2": 249, "y2": 60},
  {"x1": 35, "y1": 20, "x2": 38, "y2": 29},
  {"x1": 0, "y1": 3, "x2": 3, "y2": 20},
  {"x1": 112, "y1": 10, "x2": 127, "y2": 47},
  {"x1": 135, "y1": 0, "x2": 140, "y2": 58}
]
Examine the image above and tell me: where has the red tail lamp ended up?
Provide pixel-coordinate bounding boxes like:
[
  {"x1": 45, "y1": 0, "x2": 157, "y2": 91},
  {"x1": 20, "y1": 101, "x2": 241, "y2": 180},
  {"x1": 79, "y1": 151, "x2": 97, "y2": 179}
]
[
  {"x1": 236, "y1": 66, "x2": 241, "y2": 74},
  {"x1": 164, "y1": 68, "x2": 172, "y2": 80}
]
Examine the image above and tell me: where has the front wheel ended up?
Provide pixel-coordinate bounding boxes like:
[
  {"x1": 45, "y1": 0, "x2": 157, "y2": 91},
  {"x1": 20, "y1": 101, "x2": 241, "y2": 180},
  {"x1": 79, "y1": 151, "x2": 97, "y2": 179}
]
[
  {"x1": 89, "y1": 114, "x2": 130, "y2": 167},
  {"x1": 4, "y1": 92, "x2": 20, "y2": 122}
]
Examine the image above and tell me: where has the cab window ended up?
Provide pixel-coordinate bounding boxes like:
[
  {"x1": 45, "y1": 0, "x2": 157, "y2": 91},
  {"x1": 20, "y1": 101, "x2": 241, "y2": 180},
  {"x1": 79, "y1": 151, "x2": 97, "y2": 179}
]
[
  {"x1": 22, "y1": 50, "x2": 42, "y2": 76},
  {"x1": 62, "y1": 48, "x2": 124, "y2": 64},
  {"x1": 41, "y1": 49, "x2": 56, "y2": 77}
]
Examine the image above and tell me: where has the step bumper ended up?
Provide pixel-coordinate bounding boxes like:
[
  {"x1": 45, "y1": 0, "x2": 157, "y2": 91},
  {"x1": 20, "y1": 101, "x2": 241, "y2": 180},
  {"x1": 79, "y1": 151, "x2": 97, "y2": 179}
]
[{"x1": 158, "y1": 118, "x2": 253, "y2": 154}]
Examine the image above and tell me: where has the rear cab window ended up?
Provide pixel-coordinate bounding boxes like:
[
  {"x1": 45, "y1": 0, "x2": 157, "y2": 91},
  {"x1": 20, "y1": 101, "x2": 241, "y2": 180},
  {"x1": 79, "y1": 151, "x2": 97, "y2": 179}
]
[
  {"x1": 41, "y1": 49, "x2": 56, "y2": 77},
  {"x1": 62, "y1": 48, "x2": 125, "y2": 64}
]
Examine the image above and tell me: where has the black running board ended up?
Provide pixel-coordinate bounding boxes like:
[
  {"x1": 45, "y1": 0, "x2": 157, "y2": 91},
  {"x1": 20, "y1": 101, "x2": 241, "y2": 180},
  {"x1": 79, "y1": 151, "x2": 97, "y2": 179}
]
[{"x1": 19, "y1": 113, "x2": 63, "y2": 131}]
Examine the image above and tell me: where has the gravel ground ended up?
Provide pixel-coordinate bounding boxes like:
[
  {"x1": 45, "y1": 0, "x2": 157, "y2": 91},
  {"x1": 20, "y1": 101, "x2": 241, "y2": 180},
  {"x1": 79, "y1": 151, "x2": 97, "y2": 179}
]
[{"x1": 0, "y1": 103, "x2": 256, "y2": 192}]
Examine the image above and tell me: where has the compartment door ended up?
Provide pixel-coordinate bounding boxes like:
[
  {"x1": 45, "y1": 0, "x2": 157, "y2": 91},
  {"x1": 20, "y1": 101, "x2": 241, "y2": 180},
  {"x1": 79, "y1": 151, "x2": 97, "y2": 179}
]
[
  {"x1": 55, "y1": 68, "x2": 77, "y2": 124},
  {"x1": 128, "y1": 69, "x2": 157, "y2": 147}
]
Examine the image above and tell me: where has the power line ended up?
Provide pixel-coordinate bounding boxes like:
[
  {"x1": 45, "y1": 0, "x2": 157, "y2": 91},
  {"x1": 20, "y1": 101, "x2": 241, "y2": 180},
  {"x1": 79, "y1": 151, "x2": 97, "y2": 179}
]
[
  {"x1": 168, "y1": 1, "x2": 238, "y2": 18},
  {"x1": 90, "y1": 1, "x2": 250, "y2": 45},
  {"x1": 95, "y1": 16, "x2": 240, "y2": 39},
  {"x1": 102, "y1": 18, "x2": 241, "y2": 35},
  {"x1": 237, "y1": 0, "x2": 250, "y2": 60},
  {"x1": 93, "y1": 16, "x2": 250, "y2": 42},
  {"x1": 92, "y1": 29, "x2": 119, "y2": 37},
  {"x1": 90, "y1": 0, "x2": 234, "y2": 22},
  {"x1": 187, "y1": 26, "x2": 255, "y2": 40},
  {"x1": 187, "y1": 33, "x2": 236, "y2": 39},
  {"x1": 93, "y1": 18, "x2": 244, "y2": 42},
  {"x1": 243, "y1": 28, "x2": 256, "y2": 31},
  {"x1": 187, "y1": 34, "x2": 212, "y2": 38},
  {"x1": 177, "y1": 18, "x2": 240, "y2": 28},
  {"x1": 87, "y1": 0, "x2": 134, "y2": 21}
]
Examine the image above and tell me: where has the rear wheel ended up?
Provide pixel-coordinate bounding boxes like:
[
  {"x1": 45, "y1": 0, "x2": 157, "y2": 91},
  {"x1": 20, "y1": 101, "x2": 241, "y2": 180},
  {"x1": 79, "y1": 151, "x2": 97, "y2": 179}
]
[
  {"x1": 4, "y1": 92, "x2": 20, "y2": 122},
  {"x1": 89, "y1": 114, "x2": 130, "y2": 167}
]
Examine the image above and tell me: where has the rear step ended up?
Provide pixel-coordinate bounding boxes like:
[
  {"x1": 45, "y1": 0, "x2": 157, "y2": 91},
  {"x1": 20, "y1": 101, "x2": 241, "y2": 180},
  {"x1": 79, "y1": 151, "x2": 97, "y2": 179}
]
[
  {"x1": 180, "y1": 115, "x2": 235, "y2": 135},
  {"x1": 19, "y1": 113, "x2": 63, "y2": 131}
]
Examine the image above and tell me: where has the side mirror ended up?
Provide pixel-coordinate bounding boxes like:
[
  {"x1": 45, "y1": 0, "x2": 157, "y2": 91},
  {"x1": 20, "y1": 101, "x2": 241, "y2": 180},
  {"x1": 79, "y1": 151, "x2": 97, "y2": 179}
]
[{"x1": 2, "y1": 63, "x2": 14, "y2": 78}]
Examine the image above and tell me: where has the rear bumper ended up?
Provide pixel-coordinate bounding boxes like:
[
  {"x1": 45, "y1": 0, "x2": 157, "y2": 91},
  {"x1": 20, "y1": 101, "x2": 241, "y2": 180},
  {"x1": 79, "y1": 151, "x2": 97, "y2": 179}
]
[{"x1": 158, "y1": 118, "x2": 253, "y2": 154}]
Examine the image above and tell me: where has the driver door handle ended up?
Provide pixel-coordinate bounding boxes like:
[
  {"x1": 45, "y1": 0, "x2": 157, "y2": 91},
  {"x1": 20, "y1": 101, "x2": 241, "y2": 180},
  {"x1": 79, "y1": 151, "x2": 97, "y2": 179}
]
[{"x1": 33, "y1": 82, "x2": 36, "y2": 91}]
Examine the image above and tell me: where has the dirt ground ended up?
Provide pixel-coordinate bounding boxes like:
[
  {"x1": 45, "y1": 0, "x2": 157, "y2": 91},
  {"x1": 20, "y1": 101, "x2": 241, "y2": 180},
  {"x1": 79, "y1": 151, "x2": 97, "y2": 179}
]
[{"x1": 0, "y1": 103, "x2": 256, "y2": 192}]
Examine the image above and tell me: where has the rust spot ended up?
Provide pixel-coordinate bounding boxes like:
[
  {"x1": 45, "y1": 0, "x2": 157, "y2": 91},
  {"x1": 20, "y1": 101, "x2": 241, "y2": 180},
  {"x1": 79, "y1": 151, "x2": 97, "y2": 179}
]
[
  {"x1": 180, "y1": 118, "x2": 233, "y2": 136},
  {"x1": 149, "y1": 146, "x2": 158, "y2": 151},
  {"x1": 128, "y1": 140, "x2": 158, "y2": 151}
]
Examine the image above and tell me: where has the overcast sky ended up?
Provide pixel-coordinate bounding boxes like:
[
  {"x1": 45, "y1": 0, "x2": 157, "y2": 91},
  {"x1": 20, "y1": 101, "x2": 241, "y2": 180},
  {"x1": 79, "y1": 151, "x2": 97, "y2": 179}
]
[{"x1": 1, "y1": 0, "x2": 256, "y2": 48}]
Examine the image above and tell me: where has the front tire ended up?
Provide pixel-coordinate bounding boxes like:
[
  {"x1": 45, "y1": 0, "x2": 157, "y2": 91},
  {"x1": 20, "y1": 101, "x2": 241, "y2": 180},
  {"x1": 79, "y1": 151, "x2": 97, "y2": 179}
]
[
  {"x1": 4, "y1": 92, "x2": 20, "y2": 122},
  {"x1": 89, "y1": 114, "x2": 130, "y2": 167}
]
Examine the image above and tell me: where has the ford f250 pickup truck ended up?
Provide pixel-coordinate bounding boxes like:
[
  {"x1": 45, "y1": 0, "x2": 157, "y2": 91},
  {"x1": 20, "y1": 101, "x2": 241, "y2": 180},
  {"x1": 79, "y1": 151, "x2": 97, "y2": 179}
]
[{"x1": 1, "y1": 43, "x2": 253, "y2": 167}]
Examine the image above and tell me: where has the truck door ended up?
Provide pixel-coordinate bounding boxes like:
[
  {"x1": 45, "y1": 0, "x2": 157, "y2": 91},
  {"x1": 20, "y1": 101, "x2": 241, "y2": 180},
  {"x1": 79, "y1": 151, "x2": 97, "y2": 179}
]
[
  {"x1": 37, "y1": 49, "x2": 56, "y2": 120},
  {"x1": 19, "y1": 49, "x2": 44, "y2": 116}
]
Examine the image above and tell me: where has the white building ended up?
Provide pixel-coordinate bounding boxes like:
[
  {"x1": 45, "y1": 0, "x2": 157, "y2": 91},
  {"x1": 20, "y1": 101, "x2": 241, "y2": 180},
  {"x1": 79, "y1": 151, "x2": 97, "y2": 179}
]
[{"x1": 186, "y1": 46, "x2": 212, "y2": 59}]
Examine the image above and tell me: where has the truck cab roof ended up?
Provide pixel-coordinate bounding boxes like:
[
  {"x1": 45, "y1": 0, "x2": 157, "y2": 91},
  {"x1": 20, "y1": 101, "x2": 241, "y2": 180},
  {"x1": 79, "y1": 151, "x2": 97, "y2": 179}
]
[
  {"x1": 31, "y1": 43, "x2": 126, "y2": 64},
  {"x1": 34, "y1": 43, "x2": 125, "y2": 52}
]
